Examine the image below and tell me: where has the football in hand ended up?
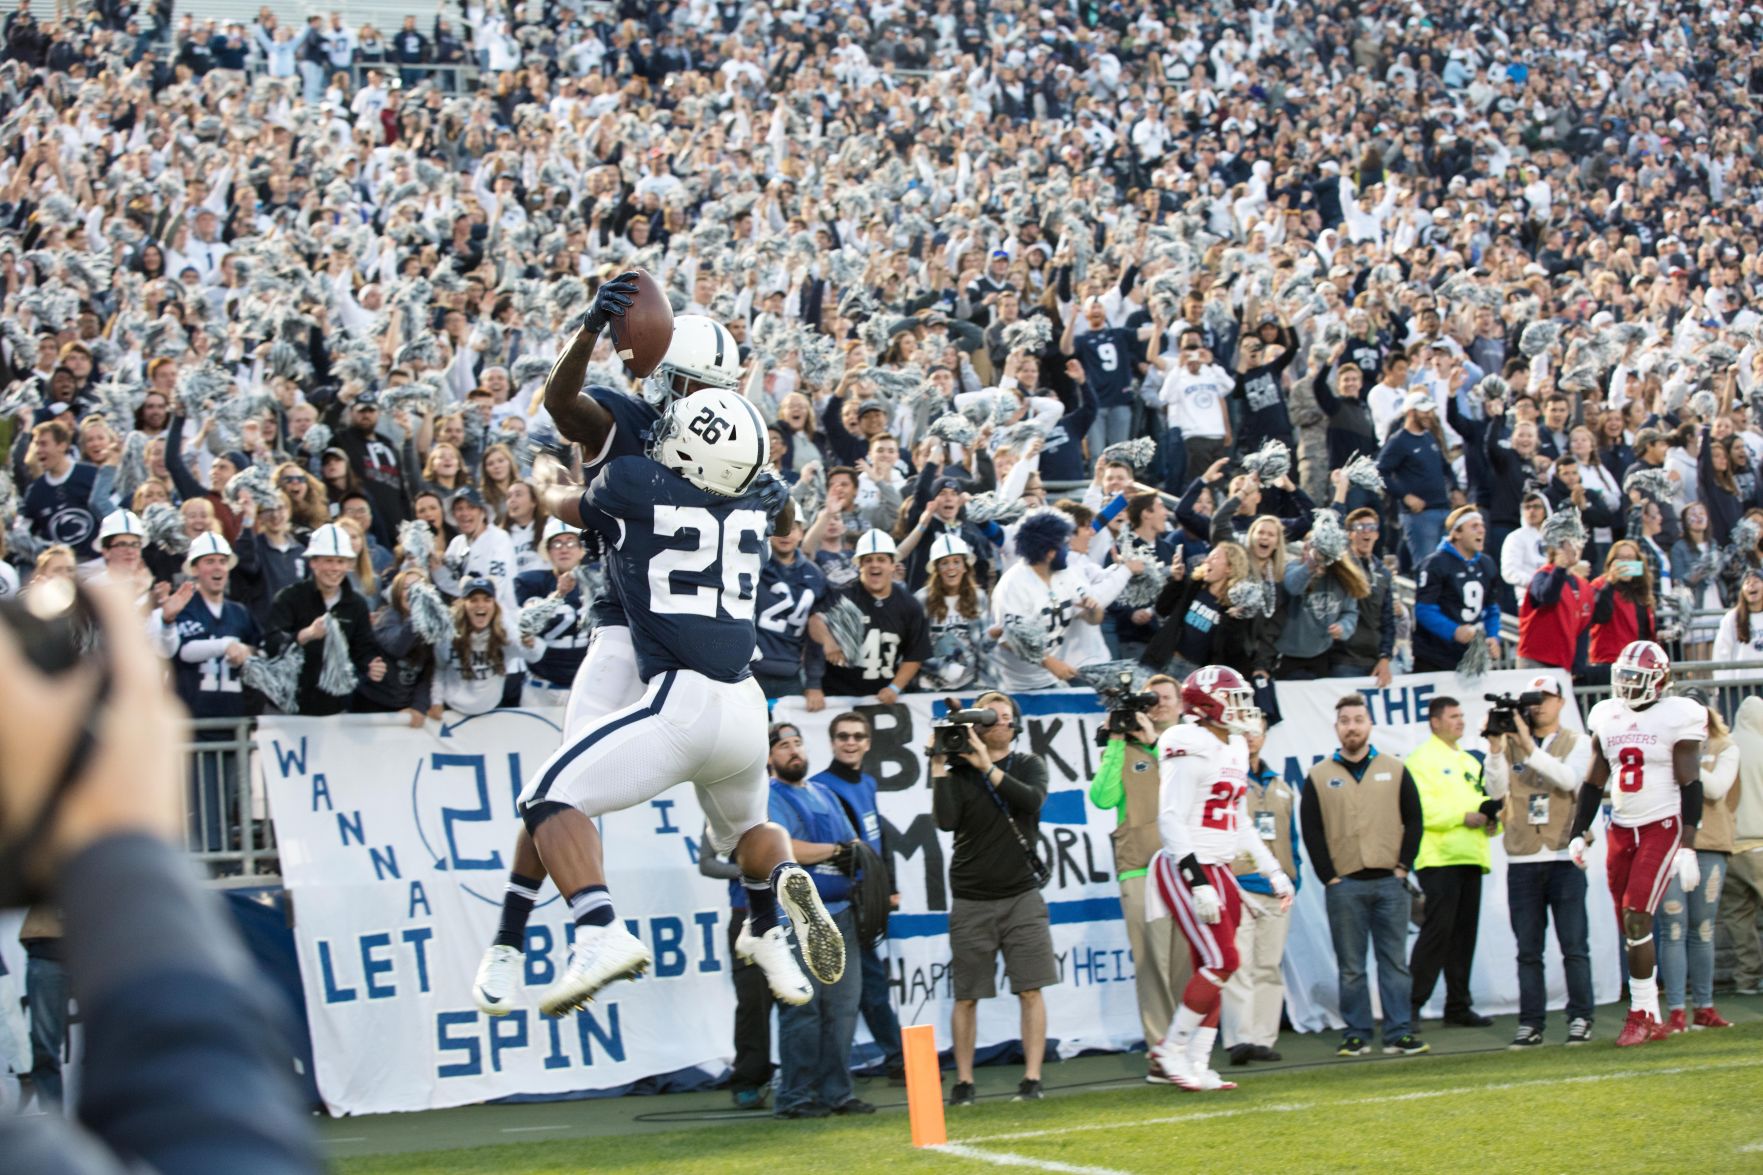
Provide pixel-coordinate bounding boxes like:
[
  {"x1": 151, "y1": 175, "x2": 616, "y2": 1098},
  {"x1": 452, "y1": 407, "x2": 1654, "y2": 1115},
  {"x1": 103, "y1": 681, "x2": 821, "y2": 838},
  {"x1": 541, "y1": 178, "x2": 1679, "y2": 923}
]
[{"x1": 607, "y1": 268, "x2": 673, "y2": 379}]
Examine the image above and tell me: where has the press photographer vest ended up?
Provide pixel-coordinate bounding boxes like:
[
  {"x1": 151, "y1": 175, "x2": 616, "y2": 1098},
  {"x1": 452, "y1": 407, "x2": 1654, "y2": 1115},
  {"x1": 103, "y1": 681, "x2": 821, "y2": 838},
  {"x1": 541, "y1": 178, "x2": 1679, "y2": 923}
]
[
  {"x1": 1232, "y1": 769, "x2": 1297, "y2": 880},
  {"x1": 1110, "y1": 741, "x2": 1164, "y2": 876},
  {"x1": 1305, "y1": 752, "x2": 1407, "y2": 876},
  {"x1": 1698, "y1": 734, "x2": 1739, "y2": 854},
  {"x1": 1500, "y1": 728, "x2": 1580, "y2": 856}
]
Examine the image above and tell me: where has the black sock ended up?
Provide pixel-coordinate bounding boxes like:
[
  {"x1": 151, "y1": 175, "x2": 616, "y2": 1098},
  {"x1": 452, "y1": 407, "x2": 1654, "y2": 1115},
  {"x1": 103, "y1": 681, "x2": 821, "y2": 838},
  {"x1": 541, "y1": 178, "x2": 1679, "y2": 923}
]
[
  {"x1": 494, "y1": 872, "x2": 542, "y2": 949},
  {"x1": 568, "y1": 884, "x2": 615, "y2": 928},
  {"x1": 743, "y1": 874, "x2": 781, "y2": 934}
]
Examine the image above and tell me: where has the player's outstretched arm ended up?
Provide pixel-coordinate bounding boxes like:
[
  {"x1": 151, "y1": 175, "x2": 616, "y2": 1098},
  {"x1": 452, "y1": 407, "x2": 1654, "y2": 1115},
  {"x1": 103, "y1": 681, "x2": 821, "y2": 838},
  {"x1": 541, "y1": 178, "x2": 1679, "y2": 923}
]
[
  {"x1": 1674, "y1": 738, "x2": 1705, "y2": 849},
  {"x1": 542, "y1": 274, "x2": 640, "y2": 448}
]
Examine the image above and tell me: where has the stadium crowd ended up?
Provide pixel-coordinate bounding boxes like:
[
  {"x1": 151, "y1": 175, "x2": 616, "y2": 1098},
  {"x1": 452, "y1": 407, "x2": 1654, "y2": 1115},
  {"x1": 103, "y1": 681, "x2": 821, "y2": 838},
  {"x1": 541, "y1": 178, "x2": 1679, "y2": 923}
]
[{"x1": 9, "y1": 0, "x2": 1763, "y2": 1115}]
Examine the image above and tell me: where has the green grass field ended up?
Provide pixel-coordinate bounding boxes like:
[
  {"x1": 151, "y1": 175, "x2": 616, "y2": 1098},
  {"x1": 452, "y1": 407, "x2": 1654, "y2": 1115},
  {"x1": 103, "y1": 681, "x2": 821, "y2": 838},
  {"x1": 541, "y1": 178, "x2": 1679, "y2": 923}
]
[{"x1": 330, "y1": 1005, "x2": 1763, "y2": 1175}]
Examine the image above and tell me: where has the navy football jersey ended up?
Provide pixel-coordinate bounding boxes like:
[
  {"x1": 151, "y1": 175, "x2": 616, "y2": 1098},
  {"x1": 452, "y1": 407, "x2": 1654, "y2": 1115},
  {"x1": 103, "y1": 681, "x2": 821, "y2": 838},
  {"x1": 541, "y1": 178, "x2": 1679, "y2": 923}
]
[
  {"x1": 168, "y1": 596, "x2": 261, "y2": 718},
  {"x1": 577, "y1": 455, "x2": 783, "y2": 683},
  {"x1": 1072, "y1": 326, "x2": 1139, "y2": 407},
  {"x1": 754, "y1": 553, "x2": 826, "y2": 678},
  {"x1": 1413, "y1": 545, "x2": 1499, "y2": 668},
  {"x1": 580, "y1": 386, "x2": 661, "y2": 630},
  {"x1": 514, "y1": 569, "x2": 590, "y2": 687}
]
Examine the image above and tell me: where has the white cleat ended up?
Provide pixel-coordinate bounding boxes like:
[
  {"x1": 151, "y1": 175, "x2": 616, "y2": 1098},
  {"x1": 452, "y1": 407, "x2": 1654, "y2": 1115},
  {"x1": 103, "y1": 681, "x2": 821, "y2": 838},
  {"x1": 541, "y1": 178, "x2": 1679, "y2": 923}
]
[
  {"x1": 735, "y1": 920, "x2": 814, "y2": 1006},
  {"x1": 537, "y1": 924, "x2": 652, "y2": 1017},
  {"x1": 472, "y1": 944, "x2": 523, "y2": 1016},
  {"x1": 775, "y1": 865, "x2": 846, "y2": 986},
  {"x1": 1147, "y1": 1041, "x2": 1191, "y2": 1086},
  {"x1": 1173, "y1": 1066, "x2": 1238, "y2": 1093}
]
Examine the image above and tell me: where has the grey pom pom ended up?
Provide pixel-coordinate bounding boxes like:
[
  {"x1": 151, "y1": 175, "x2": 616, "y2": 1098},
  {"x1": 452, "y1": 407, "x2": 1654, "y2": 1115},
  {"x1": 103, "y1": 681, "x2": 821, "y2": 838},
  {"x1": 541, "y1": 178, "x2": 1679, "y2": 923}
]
[
  {"x1": 1343, "y1": 453, "x2": 1385, "y2": 494},
  {"x1": 407, "y1": 581, "x2": 453, "y2": 645},
  {"x1": 1309, "y1": 509, "x2": 1349, "y2": 564},
  {"x1": 1228, "y1": 578, "x2": 1275, "y2": 618},
  {"x1": 964, "y1": 491, "x2": 1027, "y2": 526},
  {"x1": 1623, "y1": 466, "x2": 1675, "y2": 504},
  {"x1": 1540, "y1": 505, "x2": 1587, "y2": 550},
  {"x1": 301, "y1": 422, "x2": 333, "y2": 456},
  {"x1": 1455, "y1": 633, "x2": 1491, "y2": 683},
  {"x1": 1519, "y1": 321, "x2": 1560, "y2": 358},
  {"x1": 512, "y1": 354, "x2": 553, "y2": 386},
  {"x1": 1240, "y1": 439, "x2": 1291, "y2": 483},
  {"x1": 1100, "y1": 436, "x2": 1157, "y2": 474},
  {"x1": 143, "y1": 502, "x2": 188, "y2": 555},
  {"x1": 398, "y1": 519, "x2": 435, "y2": 570},
  {"x1": 1000, "y1": 316, "x2": 1054, "y2": 354},
  {"x1": 518, "y1": 595, "x2": 566, "y2": 640},
  {"x1": 223, "y1": 462, "x2": 277, "y2": 507},
  {"x1": 1000, "y1": 614, "x2": 1052, "y2": 662},
  {"x1": 1689, "y1": 390, "x2": 1719, "y2": 421},
  {"x1": 822, "y1": 595, "x2": 869, "y2": 664},
  {"x1": 241, "y1": 646, "x2": 304, "y2": 712},
  {"x1": 928, "y1": 413, "x2": 978, "y2": 448},
  {"x1": 317, "y1": 611, "x2": 359, "y2": 697}
]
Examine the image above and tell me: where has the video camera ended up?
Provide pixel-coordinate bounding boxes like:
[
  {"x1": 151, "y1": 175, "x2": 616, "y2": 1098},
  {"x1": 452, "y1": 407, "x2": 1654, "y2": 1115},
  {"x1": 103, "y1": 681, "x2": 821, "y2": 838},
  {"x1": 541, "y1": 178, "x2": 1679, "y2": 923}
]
[
  {"x1": 1483, "y1": 689, "x2": 1548, "y2": 737},
  {"x1": 1094, "y1": 670, "x2": 1161, "y2": 748},
  {"x1": 932, "y1": 706, "x2": 999, "y2": 757}
]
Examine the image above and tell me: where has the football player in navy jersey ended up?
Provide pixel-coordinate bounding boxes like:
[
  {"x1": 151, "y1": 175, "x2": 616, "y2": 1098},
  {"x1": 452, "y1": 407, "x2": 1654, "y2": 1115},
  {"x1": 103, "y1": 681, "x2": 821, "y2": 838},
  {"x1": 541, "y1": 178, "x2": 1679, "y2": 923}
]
[
  {"x1": 473, "y1": 279, "x2": 782, "y2": 1010},
  {"x1": 480, "y1": 388, "x2": 838, "y2": 1018},
  {"x1": 514, "y1": 518, "x2": 593, "y2": 709}
]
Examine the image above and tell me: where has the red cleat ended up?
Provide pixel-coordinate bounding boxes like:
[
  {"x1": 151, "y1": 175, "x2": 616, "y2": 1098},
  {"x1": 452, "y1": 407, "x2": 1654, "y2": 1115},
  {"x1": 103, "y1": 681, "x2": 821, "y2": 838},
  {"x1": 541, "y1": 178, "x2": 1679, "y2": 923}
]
[
  {"x1": 1616, "y1": 1008, "x2": 1662, "y2": 1047},
  {"x1": 1665, "y1": 1009, "x2": 1688, "y2": 1035},
  {"x1": 1693, "y1": 1006, "x2": 1734, "y2": 1029}
]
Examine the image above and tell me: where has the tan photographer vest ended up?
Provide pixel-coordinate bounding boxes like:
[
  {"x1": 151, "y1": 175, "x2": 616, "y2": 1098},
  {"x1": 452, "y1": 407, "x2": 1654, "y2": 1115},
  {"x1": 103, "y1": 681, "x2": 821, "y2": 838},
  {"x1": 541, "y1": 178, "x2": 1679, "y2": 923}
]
[
  {"x1": 1110, "y1": 740, "x2": 1164, "y2": 875},
  {"x1": 1500, "y1": 728, "x2": 1581, "y2": 856},
  {"x1": 1305, "y1": 752, "x2": 1407, "y2": 876},
  {"x1": 1697, "y1": 734, "x2": 1739, "y2": 854}
]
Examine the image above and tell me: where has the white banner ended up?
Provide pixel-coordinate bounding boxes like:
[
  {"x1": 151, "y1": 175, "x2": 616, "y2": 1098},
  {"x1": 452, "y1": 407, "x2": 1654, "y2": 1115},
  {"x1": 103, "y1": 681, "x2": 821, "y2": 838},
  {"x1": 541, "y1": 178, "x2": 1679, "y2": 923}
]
[{"x1": 260, "y1": 669, "x2": 1619, "y2": 1116}]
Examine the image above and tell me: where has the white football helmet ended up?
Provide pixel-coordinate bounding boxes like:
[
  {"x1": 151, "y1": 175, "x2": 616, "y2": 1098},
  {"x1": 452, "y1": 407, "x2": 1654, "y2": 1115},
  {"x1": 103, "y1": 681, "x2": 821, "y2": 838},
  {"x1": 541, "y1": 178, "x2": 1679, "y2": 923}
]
[
  {"x1": 306, "y1": 522, "x2": 357, "y2": 559},
  {"x1": 649, "y1": 388, "x2": 768, "y2": 497},
  {"x1": 853, "y1": 528, "x2": 898, "y2": 560},
  {"x1": 184, "y1": 532, "x2": 237, "y2": 571},
  {"x1": 97, "y1": 509, "x2": 144, "y2": 546},
  {"x1": 646, "y1": 314, "x2": 741, "y2": 405},
  {"x1": 1612, "y1": 639, "x2": 1669, "y2": 708},
  {"x1": 928, "y1": 532, "x2": 974, "y2": 565},
  {"x1": 1181, "y1": 665, "x2": 1262, "y2": 734}
]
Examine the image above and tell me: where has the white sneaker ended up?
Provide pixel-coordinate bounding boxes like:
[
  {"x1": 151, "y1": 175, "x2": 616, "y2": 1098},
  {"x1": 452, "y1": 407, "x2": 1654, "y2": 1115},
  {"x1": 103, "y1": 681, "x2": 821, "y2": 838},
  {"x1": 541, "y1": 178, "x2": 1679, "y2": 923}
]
[
  {"x1": 775, "y1": 865, "x2": 845, "y2": 986},
  {"x1": 735, "y1": 919, "x2": 813, "y2": 1006},
  {"x1": 472, "y1": 944, "x2": 523, "y2": 1016},
  {"x1": 1147, "y1": 1040, "x2": 1191, "y2": 1086},
  {"x1": 537, "y1": 924, "x2": 652, "y2": 1017},
  {"x1": 1173, "y1": 1066, "x2": 1238, "y2": 1093}
]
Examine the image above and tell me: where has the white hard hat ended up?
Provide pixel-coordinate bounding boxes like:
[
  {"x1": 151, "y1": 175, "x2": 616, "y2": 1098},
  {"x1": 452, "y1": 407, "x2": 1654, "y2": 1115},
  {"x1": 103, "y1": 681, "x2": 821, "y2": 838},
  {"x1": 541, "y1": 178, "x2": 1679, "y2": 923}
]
[
  {"x1": 649, "y1": 387, "x2": 768, "y2": 497},
  {"x1": 306, "y1": 522, "x2": 357, "y2": 559},
  {"x1": 541, "y1": 516, "x2": 581, "y2": 547},
  {"x1": 928, "y1": 532, "x2": 974, "y2": 565},
  {"x1": 656, "y1": 313, "x2": 742, "y2": 395},
  {"x1": 854, "y1": 528, "x2": 897, "y2": 560},
  {"x1": 184, "y1": 531, "x2": 237, "y2": 572},
  {"x1": 97, "y1": 509, "x2": 144, "y2": 546}
]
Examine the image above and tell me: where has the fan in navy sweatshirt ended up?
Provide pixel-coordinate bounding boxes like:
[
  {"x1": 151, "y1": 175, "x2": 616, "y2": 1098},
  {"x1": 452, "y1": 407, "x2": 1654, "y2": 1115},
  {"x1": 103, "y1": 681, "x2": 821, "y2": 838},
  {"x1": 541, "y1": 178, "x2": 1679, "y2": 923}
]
[{"x1": 1412, "y1": 506, "x2": 1502, "y2": 672}]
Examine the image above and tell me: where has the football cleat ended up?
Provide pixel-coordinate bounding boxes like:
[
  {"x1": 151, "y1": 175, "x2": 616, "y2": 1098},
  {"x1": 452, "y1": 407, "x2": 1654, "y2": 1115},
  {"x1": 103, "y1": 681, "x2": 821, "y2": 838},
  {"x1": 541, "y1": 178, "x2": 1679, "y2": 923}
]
[
  {"x1": 472, "y1": 944, "x2": 523, "y2": 1016},
  {"x1": 1665, "y1": 1009, "x2": 1688, "y2": 1035},
  {"x1": 1148, "y1": 1040, "x2": 1192, "y2": 1085},
  {"x1": 776, "y1": 866, "x2": 846, "y2": 986},
  {"x1": 1693, "y1": 1006, "x2": 1734, "y2": 1029},
  {"x1": 1172, "y1": 1067, "x2": 1238, "y2": 1093},
  {"x1": 537, "y1": 924, "x2": 652, "y2": 1016},
  {"x1": 735, "y1": 920, "x2": 813, "y2": 1006},
  {"x1": 1615, "y1": 1008, "x2": 1663, "y2": 1047}
]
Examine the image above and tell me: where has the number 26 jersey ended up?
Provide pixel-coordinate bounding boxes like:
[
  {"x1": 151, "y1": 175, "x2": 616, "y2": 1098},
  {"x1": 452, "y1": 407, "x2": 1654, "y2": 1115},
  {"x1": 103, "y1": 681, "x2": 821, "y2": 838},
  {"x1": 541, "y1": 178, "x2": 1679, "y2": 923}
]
[
  {"x1": 577, "y1": 455, "x2": 783, "y2": 684},
  {"x1": 1587, "y1": 695, "x2": 1707, "y2": 828}
]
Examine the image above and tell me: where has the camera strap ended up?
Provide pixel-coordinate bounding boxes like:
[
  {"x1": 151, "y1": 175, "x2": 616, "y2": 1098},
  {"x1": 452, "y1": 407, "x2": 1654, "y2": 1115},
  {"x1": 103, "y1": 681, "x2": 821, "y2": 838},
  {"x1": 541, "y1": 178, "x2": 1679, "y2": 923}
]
[{"x1": 977, "y1": 753, "x2": 1052, "y2": 889}]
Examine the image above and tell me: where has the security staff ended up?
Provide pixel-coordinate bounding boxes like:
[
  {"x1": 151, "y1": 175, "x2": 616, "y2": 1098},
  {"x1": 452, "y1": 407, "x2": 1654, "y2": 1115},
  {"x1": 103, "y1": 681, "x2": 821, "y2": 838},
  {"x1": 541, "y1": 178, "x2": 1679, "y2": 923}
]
[
  {"x1": 1484, "y1": 675, "x2": 1595, "y2": 1048},
  {"x1": 1087, "y1": 674, "x2": 1186, "y2": 1062},
  {"x1": 1301, "y1": 693, "x2": 1427, "y2": 1057},
  {"x1": 1406, "y1": 696, "x2": 1496, "y2": 1029},
  {"x1": 1223, "y1": 715, "x2": 1301, "y2": 1066}
]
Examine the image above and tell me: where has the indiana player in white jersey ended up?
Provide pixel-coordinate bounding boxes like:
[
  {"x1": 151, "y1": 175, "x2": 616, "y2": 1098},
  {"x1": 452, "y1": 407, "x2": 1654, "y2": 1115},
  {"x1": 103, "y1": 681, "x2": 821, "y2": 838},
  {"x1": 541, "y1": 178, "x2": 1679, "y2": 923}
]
[
  {"x1": 471, "y1": 279, "x2": 775, "y2": 1014},
  {"x1": 1567, "y1": 639, "x2": 1707, "y2": 1047},
  {"x1": 1147, "y1": 666, "x2": 1293, "y2": 1091}
]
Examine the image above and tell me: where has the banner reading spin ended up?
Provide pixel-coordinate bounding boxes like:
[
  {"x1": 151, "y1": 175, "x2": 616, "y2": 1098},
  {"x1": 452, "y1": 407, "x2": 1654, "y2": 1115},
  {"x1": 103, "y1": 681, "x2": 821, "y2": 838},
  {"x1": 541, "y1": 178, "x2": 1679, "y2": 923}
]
[{"x1": 258, "y1": 670, "x2": 1619, "y2": 1115}]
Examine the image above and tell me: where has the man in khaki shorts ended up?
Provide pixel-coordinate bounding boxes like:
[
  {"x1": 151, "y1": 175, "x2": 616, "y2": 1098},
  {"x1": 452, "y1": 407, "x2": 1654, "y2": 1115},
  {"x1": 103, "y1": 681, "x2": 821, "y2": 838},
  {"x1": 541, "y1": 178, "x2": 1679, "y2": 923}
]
[{"x1": 930, "y1": 690, "x2": 1057, "y2": 1106}]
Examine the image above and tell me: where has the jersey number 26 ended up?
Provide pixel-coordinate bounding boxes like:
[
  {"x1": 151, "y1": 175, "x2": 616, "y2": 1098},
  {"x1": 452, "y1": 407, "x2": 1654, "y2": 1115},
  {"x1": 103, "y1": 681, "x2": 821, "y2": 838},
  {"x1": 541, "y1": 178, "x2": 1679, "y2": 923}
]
[{"x1": 649, "y1": 505, "x2": 765, "y2": 619}]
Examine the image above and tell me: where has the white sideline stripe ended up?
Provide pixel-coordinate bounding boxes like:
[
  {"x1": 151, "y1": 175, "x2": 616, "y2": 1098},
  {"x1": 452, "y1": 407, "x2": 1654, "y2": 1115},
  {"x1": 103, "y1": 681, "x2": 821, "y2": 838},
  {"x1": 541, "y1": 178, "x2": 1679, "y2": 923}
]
[
  {"x1": 933, "y1": 1143, "x2": 1134, "y2": 1175},
  {"x1": 959, "y1": 1058, "x2": 1763, "y2": 1146},
  {"x1": 1739, "y1": 1142, "x2": 1763, "y2": 1154},
  {"x1": 501, "y1": 1125, "x2": 571, "y2": 1133},
  {"x1": 323, "y1": 1137, "x2": 368, "y2": 1144}
]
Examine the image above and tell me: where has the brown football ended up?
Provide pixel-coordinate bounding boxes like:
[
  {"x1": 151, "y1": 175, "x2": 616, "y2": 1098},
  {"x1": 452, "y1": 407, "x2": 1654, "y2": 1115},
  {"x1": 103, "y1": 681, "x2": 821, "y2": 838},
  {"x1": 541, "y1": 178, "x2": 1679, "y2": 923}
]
[{"x1": 607, "y1": 268, "x2": 673, "y2": 378}]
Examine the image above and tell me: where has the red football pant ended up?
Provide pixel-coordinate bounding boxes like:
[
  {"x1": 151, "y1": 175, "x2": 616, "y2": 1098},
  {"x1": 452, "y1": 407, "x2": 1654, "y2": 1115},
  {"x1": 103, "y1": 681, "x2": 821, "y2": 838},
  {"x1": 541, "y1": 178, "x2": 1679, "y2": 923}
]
[
  {"x1": 1606, "y1": 817, "x2": 1682, "y2": 919},
  {"x1": 1153, "y1": 856, "x2": 1242, "y2": 979}
]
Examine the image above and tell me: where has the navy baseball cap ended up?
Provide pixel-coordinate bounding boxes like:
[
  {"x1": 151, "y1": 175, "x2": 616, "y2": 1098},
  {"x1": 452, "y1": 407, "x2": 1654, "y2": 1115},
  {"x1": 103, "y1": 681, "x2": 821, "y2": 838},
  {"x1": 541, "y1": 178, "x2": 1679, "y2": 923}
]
[
  {"x1": 932, "y1": 475, "x2": 965, "y2": 495},
  {"x1": 460, "y1": 576, "x2": 496, "y2": 598},
  {"x1": 353, "y1": 390, "x2": 380, "y2": 409},
  {"x1": 450, "y1": 486, "x2": 487, "y2": 512}
]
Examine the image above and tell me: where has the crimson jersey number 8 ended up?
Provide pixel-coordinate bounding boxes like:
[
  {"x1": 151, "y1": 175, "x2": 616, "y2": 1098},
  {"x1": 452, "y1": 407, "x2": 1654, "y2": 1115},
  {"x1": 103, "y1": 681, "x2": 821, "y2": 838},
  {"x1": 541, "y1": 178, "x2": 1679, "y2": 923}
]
[
  {"x1": 1616, "y1": 746, "x2": 1645, "y2": 793},
  {"x1": 1201, "y1": 780, "x2": 1238, "y2": 830}
]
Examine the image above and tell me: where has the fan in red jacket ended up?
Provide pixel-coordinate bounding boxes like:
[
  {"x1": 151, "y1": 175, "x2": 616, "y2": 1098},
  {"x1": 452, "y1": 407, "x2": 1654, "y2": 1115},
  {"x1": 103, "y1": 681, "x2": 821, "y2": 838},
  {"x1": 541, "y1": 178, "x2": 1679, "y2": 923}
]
[{"x1": 1517, "y1": 509, "x2": 1594, "y2": 671}]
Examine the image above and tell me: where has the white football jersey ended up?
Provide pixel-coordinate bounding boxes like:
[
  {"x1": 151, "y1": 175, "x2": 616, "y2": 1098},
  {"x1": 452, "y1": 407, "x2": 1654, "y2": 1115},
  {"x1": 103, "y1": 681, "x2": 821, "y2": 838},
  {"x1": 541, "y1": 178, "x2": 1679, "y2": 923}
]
[
  {"x1": 1588, "y1": 695, "x2": 1708, "y2": 828},
  {"x1": 1156, "y1": 722, "x2": 1267, "y2": 867}
]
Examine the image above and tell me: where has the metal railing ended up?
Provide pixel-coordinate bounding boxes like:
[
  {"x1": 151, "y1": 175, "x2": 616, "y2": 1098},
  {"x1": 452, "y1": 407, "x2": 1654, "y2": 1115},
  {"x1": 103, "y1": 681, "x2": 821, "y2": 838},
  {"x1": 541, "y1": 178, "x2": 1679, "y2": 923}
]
[{"x1": 181, "y1": 717, "x2": 276, "y2": 883}]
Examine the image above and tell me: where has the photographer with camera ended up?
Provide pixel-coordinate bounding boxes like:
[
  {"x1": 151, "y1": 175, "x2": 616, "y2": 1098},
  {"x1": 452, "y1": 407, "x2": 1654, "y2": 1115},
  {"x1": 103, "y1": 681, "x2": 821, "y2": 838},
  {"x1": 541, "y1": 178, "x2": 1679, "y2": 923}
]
[
  {"x1": 1088, "y1": 673, "x2": 1188, "y2": 1065},
  {"x1": 1407, "y1": 697, "x2": 1499, "y2": 1029},
  {"x1": 930, "y1": 691, "x2": 1056, "y2": 1106},
  {"x1": 1482, "y1": 676, "x2": 1595, "y2": 1047}
]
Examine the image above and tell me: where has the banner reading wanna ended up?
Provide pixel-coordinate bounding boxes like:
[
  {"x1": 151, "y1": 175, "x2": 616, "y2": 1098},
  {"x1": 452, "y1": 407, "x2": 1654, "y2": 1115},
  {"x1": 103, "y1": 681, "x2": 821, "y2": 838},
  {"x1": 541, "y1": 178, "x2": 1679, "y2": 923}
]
[{"x1": 259, "y1": 669, "x2": 1619, "y2": 1116}]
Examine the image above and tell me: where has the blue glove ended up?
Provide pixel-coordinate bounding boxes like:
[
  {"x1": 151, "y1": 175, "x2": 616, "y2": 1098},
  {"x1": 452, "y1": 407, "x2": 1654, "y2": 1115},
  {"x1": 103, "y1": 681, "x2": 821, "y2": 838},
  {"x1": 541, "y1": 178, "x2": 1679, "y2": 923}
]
[
  {"x1": 583, "y1": 272, "x2": 639, "y2": 335},
  {"x1": 752, "y1": 468, "x2": 790, "y2": 518}
]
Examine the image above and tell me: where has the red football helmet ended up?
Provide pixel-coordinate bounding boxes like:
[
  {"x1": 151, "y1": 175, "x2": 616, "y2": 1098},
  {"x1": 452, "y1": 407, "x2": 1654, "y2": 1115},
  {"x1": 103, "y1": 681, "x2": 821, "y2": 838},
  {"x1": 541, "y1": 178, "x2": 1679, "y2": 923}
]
[
  {"x1": 1180, "y1": 665, "x2": 1261, "y2": 733},
  {"x1": 1612, "y1": 639, "x2": 1669, "y2": 707}
]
